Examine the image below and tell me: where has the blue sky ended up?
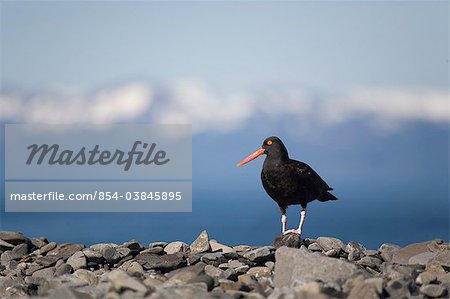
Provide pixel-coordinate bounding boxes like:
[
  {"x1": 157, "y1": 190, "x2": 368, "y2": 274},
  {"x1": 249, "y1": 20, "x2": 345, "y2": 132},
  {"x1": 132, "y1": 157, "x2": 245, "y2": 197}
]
[{"x1": 0, "y1": 1, "x2": 448, "y2": 248}]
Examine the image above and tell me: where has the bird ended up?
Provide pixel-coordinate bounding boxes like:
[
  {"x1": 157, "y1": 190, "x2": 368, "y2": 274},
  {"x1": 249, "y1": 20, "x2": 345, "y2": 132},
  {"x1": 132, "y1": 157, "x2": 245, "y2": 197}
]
[{"x1": 236, "y1": 136, "x2": 337, "y2": 236}]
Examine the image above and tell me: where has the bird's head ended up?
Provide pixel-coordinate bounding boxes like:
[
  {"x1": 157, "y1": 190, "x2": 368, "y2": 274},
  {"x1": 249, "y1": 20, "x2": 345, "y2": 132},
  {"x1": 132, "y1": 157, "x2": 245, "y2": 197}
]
[{"x1": 236, "y1": 136, "x2": 289, "y2": 167}]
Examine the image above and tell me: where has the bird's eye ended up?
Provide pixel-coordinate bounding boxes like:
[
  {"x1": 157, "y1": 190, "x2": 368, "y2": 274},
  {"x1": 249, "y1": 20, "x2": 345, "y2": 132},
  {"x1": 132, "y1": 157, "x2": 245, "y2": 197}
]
[{"x1": 267, "y1": 140, "x2": 273, "y2": 146}]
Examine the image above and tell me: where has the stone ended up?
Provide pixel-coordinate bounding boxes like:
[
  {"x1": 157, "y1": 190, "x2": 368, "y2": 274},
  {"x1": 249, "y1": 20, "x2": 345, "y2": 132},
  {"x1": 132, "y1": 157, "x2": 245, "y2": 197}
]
[
  {"x1": 150, "y1": 241, "x2": 168, "y2": 248},
  {"x1": 392, "y1": 241, "x2": 430, "y2": 265},
  {"x1": 102, "y1": 247, "x2": 121, "y2": 264},
  {"x1": 409, "y1": 252, "x2": 438, "y2": 265},
  {"x1": 307, "y1": 243, "x2": 323, "y2": 252},
  {"x1": 273, "y1": 233, "x2": 302, "y2": 249},
  {"x1": 233, "y1": 245, "x2": 252, "y2": 252},
  {"x1": 357, "y1": 256, "x2": 382, "y2": 270},
  {"x1": 1, "y1": 250, "x2": 20, "y2": 265},
  {"x1": 36, "y1": 242, "x2": 57, "y2": 255},
  {"x1": 381, "y1": 262, "x2": 421, "y2": 281},
  {"x1": 190, "y1": 230, "x2": 211, "y2": 254},
  {"x1": 67, "y1": 251, "x2": 87, "y2": 270},
  {"x1": 120, "y1": 240, "x2": 143, "y2": 252},
  {"x1": 127, "y1": 261, "x2": 144, "y2": 276},
  {"x1": 12, "y1": 243, "x2": 28, "y2": 257},
  {"x1": 325, "y1": 248, "x2": 340, "y2": 257},
  {"x1": 36, "y1": 256, "x2": 59, "y2": 267},
  {"x1": 316, "y1": 237, "x2": 345, "y2": 252},
  {"x1": 210, "y1": 240, "x2": 235, "y2": 253},
  {"x1": 346, "y1": 241, "x2": 365, "y2": 261},
  {"x1": 247, "y1": 266, "x2": 271, "y2": 278},
  {"x1": 0, "y1": 239, "x2": 15, "y2": 251},
  {"x1": 274, "y1": 246, "x2": 369, "y2": 287},
  {"x1": 74, "y1": 269, "x2": 98, "y2": 285},
  {"x1": 47, "y1": 243, "x2": 85, "y2": 260},
  {"x1": 364, "y1": 277, "x2": 384, "y2": 295},
  {"x1": 205, "y1": 264, "x2": 225, "y2": 279},
  {"x1": 32, "y1": 266, "x2": 55, "y2": 278},
  {"x1": 141, "y1": 247, "x2": 164, "y2": 255},
  {"x1": 415, "y1": 271, "x2": 437, "y2": 285},
  {"x1": 55, "y1": 263, "x2": 73, "y2": 276},
  {"x1": 385, "y1": 278, "x2": 412, "y2": 298},
  {"x1": 379, "y1": 243, "x2": 401, "y2": 262},
  {"x1": 419, "y1": 284, "x2": 447, "y2": 298},
  {"x1": 83, "y1": 249, "x2": 104, "y2": 264},
  {"x1": 0, "y1": 231, "x2": 29, "y2": 245},
  {"x1": 136, "y1": 253, "x2": 186, "y2": 271},
  {"x1": 242, "y1": 246, "x2": 275, "y2": 264},
  {"x1": 31, "y1": 237, "x2": 47, "y2": 249},
  {"x1": 430, "y1": 251, "x2": 450, "y2": 269},
  {"x1": 200, "y1": 252, "x2": 227, "y2": 266},
  {"x1": 348, "y1": 280, "x2": 379, "y2": 299},
  {"x1": 164, "y1": 241, "x2": 190, "y2": 254},
  {"x1": 109, "y1": 269, "x2": 147, "y2": 293}
]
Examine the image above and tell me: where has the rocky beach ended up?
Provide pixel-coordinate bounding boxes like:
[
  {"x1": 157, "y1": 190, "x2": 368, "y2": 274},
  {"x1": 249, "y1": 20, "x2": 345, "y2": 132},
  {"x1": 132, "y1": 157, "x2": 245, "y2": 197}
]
[{"x1": 0, "y1": 230, "x2": 448, "y2": 299}]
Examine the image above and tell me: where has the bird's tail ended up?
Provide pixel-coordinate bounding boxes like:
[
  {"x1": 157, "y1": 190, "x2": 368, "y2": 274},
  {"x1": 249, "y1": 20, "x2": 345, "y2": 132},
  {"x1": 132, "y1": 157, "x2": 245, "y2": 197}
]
[{"x1": 317, "y1": 191, "x2": 338, "y2": 202}]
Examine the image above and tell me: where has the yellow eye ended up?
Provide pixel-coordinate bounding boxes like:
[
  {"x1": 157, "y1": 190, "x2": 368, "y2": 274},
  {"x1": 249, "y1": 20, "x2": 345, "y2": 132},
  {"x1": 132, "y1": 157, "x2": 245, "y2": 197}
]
[{"x1": 267, "y1": 140, "x2": 273, "y2": 146}]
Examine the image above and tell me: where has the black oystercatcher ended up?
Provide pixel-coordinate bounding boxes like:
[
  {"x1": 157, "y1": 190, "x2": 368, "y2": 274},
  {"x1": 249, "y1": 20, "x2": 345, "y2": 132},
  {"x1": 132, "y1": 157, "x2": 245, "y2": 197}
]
[{"x1": 237, "y1": 136, "x2": 337, "y2": 235}]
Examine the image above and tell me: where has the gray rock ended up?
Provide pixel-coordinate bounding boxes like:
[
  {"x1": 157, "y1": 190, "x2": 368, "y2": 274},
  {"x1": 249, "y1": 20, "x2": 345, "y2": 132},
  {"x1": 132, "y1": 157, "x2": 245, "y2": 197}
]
[
  {"x1": 385, "y1": 278, "x2": 412, "y2": 298},
  {"x1": 392, "y1": 241, "x2": 430, "y2": 265},
  {"x1": 35, "y1": 241, "x2": 57, "y2": 255},
  {"x1": 274, "y1": 246, "x2": 369, "y2": 287},
  {"x1": 419, "y1": 284, "x2": 447, "y2": 298},
  {"x1": 364, "y1": 277, "x2": 384, "y2": 295},
  {"x1": 190, "y1": 230, "x2": 211, "y2": 254},
  {"x1": 164, "y1": 241, "x2": 189, "y2": 254},
  {"x1": 0, "y1": 231, "x2": 29, "y2": 245},
  {"x1": 1, "y1": 250, "x2": 20, "y2": 265},
  {"x1": 127, "y1": 261, "x2": 144, "y2": 276},
  {"x1": 210, "y1": 240, "x2": 235, "y2": 253},
  {"x1": 74, "y1": 269, "x2": 98, "y2": 285},
  {"x1": 90, "y1": 242, "x2": 118, "y2": 251},
  {"x1": 307, "y1": 243, "x2": 323, "y2": 252},
  {"x1": 346, "y1": 241, "x2": 365, "y2": 261},
  {"x1": 67, "y1": 251, "x2": 87, "y2": 270},
  {"x1": 109, "y1": 269, "x2": 147, "y2": 293},
  {"x1": 348, "y1": 280, "x2": 379, "y2": 299},
  {"x1": 430, "y1": 251, "x2": 450, "y2": 269},
  {"x1": 0, "y1": 239, "x2": 15, "y2": 251},
  {"x1": 83, "y1": 249, "x2": 104, "y2": 264},
  {"x1": 47, "y1": 243, "x2": 84, "y2": 260},
  {"x1": 102, "y1": 246, "x2": 121, "y2": 264},
  {"x1": 136, "y1": 253, "x2": 186, "y2": 271},
  {"x1": 242, "y1": 246, "x2": 275, "y2": 264},
  {"x1": 205, "y1": 264, "x2": 225, "y2": 279},
  {"x1": 32, "y1": 266, "x2": 55, "y2": 278},
  {"x1": 325, "y1": 248, "x2": 340, "y2": 257},
  {"x1": 31, "y1": 237, "x2": 47, "y2": 249},
  {"x1": 357, "y1": 256, "x2": 382, "y2": 270},
  {"x1": 316, "y1": 237, "x2": 345, "y2": 252},
  {"x1": 273, "y1": 233, "x2": 302, "y2": 249},
  {"x1": 150, "y1": 241, "x2": 168, "y2": 248},
  {"x1": 415, "y1": 271, "x2": 437, "y2": 285},
  {"x1": 36, "y1": 256, "x2": 59, "y2": 267},
  {"x1": 378, "y1": 243, "x2": 401, "y2": 262},
  {"x1": 55, "y1": 263, "x2": 73, "y2": 276},
  {"x1": 409, "y1": 252, "x2": 438, "y2": 265},
  {"x1": 381, "y1": 262, "x2": 421, "y2": 281},
  {"x1": 120, "y1": 240, "x2": 143, "y2": 252},
  {"x1": 247, "y1": 266, "x2": 271, "y2": 278},
  {"x1": 200, "y1": 252, "x2": 227, "y2": 266},
  {"x1": 12, "y1": 243, "x2": 28, "y2": 257},
  {"x1": 147, "y1": 284, "x2": 209, "y2": 299},
  {"x1": 141, "y1": 247, "x2": 164, "y2": 255}
]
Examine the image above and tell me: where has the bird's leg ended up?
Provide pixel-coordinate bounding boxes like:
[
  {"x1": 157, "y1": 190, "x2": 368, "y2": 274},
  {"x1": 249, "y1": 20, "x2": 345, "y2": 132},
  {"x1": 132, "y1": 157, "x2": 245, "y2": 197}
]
[
  {"x1": 284, "y1": 206, "x2": 307, "y2": 235},
  {"x1": 281, "y1": 214, "x2": 287, "y2": 233}
]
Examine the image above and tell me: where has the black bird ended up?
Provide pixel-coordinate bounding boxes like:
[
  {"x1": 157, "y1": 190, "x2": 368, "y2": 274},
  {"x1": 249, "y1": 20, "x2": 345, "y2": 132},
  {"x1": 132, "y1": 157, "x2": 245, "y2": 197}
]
[{"x1": 237, "y1": 136, "x2": 337, "y2": 235}]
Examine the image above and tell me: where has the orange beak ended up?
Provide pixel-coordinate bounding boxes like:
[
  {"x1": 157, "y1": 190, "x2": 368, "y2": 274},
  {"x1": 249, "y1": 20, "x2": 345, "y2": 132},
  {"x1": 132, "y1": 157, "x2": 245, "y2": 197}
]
[{"x1": 236, "y1": 148, "x2": 265, "y2": 167}]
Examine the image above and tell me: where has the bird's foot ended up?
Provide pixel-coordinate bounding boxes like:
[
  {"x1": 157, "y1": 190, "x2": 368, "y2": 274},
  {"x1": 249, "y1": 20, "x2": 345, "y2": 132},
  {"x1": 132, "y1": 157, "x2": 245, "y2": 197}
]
[{"x1": 283, "y1": 229, "x2": 301, "y2": 235}]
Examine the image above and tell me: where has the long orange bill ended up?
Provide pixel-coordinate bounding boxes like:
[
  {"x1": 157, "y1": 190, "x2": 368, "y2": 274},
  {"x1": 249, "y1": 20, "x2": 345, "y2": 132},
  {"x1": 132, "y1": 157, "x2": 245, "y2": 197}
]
[{"x1": 236, "y1": 148, "x2": 265, "y2": 167}]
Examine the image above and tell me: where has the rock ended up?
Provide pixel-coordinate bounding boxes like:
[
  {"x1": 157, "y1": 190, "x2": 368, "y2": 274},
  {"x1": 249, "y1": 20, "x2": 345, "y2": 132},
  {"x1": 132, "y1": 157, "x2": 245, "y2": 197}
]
[
  {"x1": 325, "y1": 248, "x2": 340, "y2": 257},
  {"x1": 363, "y1": 249, "x2": 379, "y2": 256},
  {"x1": 12, "y1": 243, "x2": 28, "y2": 257},
  {"x1": 102, "y1": 247, "x2": 121, "y2": 264},
  {"x1": 307, "y1": 243, "x2": 323, "y2": 252},
  {"x1": 55, "y1": 263, "x2": 73, "y2": 276},
  {"x1": 233, "y1": 245, "x2": 252, "y2": 252},
  {"x1": 0, "y1": 231, "x2": 29, "y2": 245},
  {"x1": 32, "y1": 266, "x2": 55, "y2": 279},
  {"x1": 36, "y1": 256, "x2": 59, "y2": 267},
  {"x1": 109, "y1": 269, "x2": 147, "y2": 293},
  {"x1": 127, "y1": 261, "x2": 144, "y2": 276},
  {"x1": 415, "y1": 271, "x2": 437, "y2": 285},
  {"x1": 205, "y1": 264, "x2": 225, "y2": 279},
  {"x1": 83, "y1": 249, "x2": 104, "y2": 264},
  {"x1": 74, "y1": 269, "x2": 98, "y2": 285},
  {"x1": 247, "y1": 266, "x2": 271, "y2": 278},
  {"x1": 316, "y1": 237, "x2": 345, "y2": 252},
  {"x1": 357, "y1": 256, "x2": 382, "y2": 270},
  {"x1": 120, "y1": 240, "x2": 143, "y2": 252},
  {"x1": 210, "y1": 240, "x2": 234, "y2": 253},
  {"x1": 67, "y1": 251, "x2": 87, "y2": 270},
  {"x1": 150, "y1": 241, "x2": 168, "y2": 248},
  {"x1": 200, "y1": 252, "x2": 227, "y2": 266},
  {"x1": 419, "y1": 284, "x2": 447, "y2": 298},
  {"x1": 379, "y1": 243, "x2": 401, "y2": 262},
  {"x1": 1, "y1": 251, "x2": 20, "y2": 265},
  {"x1": 409, "y1": 252, "x2": 438, "y2": 265},
  {"x1": 30, "y1": 237, "x2": 47, "y2": 249},
  {"x1": 274, "y1": 246, "x2": 369, "y2": 287},
  {"x1": 189, "y1": 275, "x2": 215, "y2": 291},
  {"x1": 190, "y1": 230, "x2": 211, "y2": 254},
  {"x1": 385, "y1": 278, "x2": 412, "y2": 299},
  {"x1": 0, "y1": 239, "x2": 15, "y2": 251},
  {"x1": 242, "y1": 246, "x2": 275, "y2": 264},
  {"x1": 265, "y1": 261, "x2": 275, "y2": 271},
  {"x1": 430, "y1": 251, "x2": 450, "y2": 269},
  {"x1": 164, "y1": 241, "x2": 190, "y2": 254},
  {"x1": 36, "y1": 241, "x2": 57, "y2": 255},
  {"x1": 364, "y1": 277, "x2": 384, "y2": 295},
  {"x1": 136, "y1": 253, "x2": 186, "y2": 271},
  {"x1": 392, "y1": 241, "x2": 430, "y2": 265},
  {"x1": 273, "y1": 233, "x2": 302, "y2": 249},
  {"x1": 47, "y1": 243, "x2": 85, "y2": 260},
  {"x1": 141, "y1": 247, "x2": 164, "y2": 255},
  {"x1": 348, "y1": 280, "x2": 379, "y2": 299},
  {"x1": 346, "y1": 241, "x2": 365, "y2": 261}
]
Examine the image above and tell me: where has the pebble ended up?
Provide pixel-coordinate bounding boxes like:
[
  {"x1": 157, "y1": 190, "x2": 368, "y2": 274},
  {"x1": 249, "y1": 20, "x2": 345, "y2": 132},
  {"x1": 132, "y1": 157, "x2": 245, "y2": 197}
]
[
  {"x1": 190, "y1": 230, "x2": 211, "y2": 253},
  {"x1": 316, "y1": 237, "x2": 345, "y2": 252},
  {"x1": 109, "y1": 269, "x2": 147, "y2": 293},
  {"x1": 415, "y1": 271, "x2": 437, "y2": 285},
  {"x1": 67, "y1": 251, "x2": 87, "y2": 270},
  {"x1": 419, "y1": 284, "x2": 447, "y2": 298},
  {"x1": 164, "y1": 241, "x2": 190, "y2": 254}
]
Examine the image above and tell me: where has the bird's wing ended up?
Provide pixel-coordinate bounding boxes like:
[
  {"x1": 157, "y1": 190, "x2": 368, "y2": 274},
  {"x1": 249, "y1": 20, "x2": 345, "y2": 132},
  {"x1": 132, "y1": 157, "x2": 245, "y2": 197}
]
[{"x1": 288, "y1": 160, "x2": 333, "y2": 192}]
